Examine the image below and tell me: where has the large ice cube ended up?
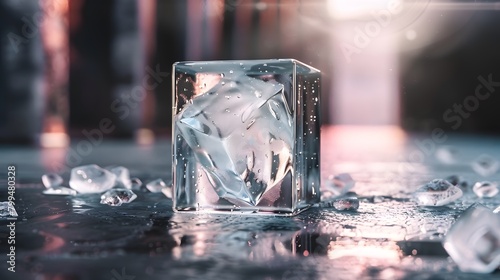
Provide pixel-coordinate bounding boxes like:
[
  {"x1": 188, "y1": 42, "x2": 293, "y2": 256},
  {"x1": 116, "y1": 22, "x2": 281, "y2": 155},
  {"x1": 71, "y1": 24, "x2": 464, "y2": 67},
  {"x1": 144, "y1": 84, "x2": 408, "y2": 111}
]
[
  {"x1": 443, "y1": 204, "x2": 500, "y2": 273},
  {"x1": 175, "y1": 75, "x2": 293, "y2": 206},
  {"x1": 69, "y1": 164, "x2": 116, "y2": 194}
]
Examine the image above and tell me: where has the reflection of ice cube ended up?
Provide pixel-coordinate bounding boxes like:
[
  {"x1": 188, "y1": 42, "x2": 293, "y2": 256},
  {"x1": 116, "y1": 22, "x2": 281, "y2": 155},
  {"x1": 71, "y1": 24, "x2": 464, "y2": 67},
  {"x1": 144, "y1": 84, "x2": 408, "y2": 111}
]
[
  {"x1": 443, "y1": 204, "x2": 500, "y2": 273},
  {"x1": 69, "y1": 164, "x2": 116, "y2": 194},
  {"x1": 473, "y1": 181, "x2": 499, "y2": 198},
  {"x1": 413, "y1": 179, "x2": 462, "y2": 206},
  {"x1": 175, "y1": 75, "x2": 293, "y2": 206},
  {"x1": 472, "y1": 154, "x2": 499, "y2": 177},
  {"x1": 43, "y1": 187, "x2": 77, "y2": 196},
  {"x1": 0, "y1": 201, "x2": 17, "y2": 217},
  {"x1": 41, "y1": 173, "x2": 63, "y2": 188}
]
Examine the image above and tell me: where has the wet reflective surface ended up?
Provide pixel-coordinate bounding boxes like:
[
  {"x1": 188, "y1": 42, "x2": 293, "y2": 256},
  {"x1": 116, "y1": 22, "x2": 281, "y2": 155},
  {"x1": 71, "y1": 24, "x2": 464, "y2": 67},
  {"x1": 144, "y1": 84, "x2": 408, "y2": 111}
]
[{"x1": 1, "y1": 126, "x2": 500, "y2": 279}]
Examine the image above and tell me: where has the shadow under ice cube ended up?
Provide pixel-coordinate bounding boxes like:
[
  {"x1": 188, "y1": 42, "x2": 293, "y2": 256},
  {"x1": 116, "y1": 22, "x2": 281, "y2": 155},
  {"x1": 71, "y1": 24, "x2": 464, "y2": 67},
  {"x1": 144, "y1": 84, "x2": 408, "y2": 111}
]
[
  {"x1": 173, "y1": 59, "x2": 321, "y2": 215},
  {"x1": 443, "y1": 204, "x2": 500, "y2": 273}
]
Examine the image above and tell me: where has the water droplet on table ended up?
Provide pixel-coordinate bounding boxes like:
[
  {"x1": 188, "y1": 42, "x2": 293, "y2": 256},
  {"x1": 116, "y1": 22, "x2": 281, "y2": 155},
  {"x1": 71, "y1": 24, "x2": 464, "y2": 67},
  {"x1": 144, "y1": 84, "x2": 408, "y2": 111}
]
[{"x1": 472, "y1": 181, "x2": 499, "y2": 198}]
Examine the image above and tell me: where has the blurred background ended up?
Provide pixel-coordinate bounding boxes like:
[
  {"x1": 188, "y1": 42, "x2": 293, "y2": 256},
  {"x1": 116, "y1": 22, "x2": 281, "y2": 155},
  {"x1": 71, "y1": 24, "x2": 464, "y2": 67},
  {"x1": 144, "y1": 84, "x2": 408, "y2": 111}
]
[{"x1": 1, "y1": 0, "x2": 500, "y2": 147}]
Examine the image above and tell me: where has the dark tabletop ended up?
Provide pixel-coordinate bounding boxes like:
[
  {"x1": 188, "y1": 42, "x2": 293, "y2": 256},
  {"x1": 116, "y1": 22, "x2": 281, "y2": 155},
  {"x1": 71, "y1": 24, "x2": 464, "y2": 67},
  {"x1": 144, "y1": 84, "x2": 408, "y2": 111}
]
[{"x1": 1, "y1": 126, "x2": 500, "y2": 280}]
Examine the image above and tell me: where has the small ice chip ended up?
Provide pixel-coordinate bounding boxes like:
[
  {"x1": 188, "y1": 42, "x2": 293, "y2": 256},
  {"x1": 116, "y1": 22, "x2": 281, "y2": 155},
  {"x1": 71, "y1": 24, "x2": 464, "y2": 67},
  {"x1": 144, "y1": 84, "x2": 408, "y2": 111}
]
[
  {"x1": 41, "y1": 173, "x2": 63, "y2": 188},
  {"x1": 473, "y1": 181, "x2": 499, "y2": 198},
  {"x1": 69, "y1": 164, "x2": 117, "y2": 194},
  {"x1": 332, "y1": 197, "x2": 359, "y2": 211},
  {"x1": 108, "y1": 166, "x2": 132, "y2": 189},
  {"x1": 318, "y1": 196, "x2": 359, "y2": 211},
  {"x1": 493, "y1": 206, "x2": 500, "y2": 214},
  {"x1": 445, "y1": 175, "x2": 469, "y2": 190},
  {"x1": 100, "y1": 195, "x2": 122, "y2": 206},
  {"x1": 413, "y1": 179, "x2": 463, "y2": 206},
  {"x1": 0, "y1": 201, "x2": 18, "y2": 217},
  {"x1": 436, "y1": 146, "x2": 459, "y2": 164},
  {"x1": 130, "y1": 177, "x2": 145, "y2": 191},
  {"x1": 323, "y1": 173, "x2": 355, "y2": 197},
  {"x1": 443, "y1": 203, "x2": 500, "y2": 273},
  {"x1": 100, "y1": 189, "x2": 137, "y2": 206},
  {"x1": 146, "y1": 178, "x2": 167, "y2": 193},
  {"x1": 161, "y1": 185, "x2": 173, "y2": 199},
  {"x1": 472, "y1": 154, "x2": 499, "y2": 177},
  {"x1": 43, "y1": 187, "x2": 77, "y2": 196}
]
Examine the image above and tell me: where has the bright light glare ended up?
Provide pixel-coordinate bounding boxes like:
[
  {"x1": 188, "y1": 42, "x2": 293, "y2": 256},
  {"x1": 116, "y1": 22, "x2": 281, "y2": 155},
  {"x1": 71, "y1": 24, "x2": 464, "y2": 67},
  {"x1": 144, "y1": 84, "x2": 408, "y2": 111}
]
[{"x1": 327, "y1": 0, "x2": 391, "y2": 19}]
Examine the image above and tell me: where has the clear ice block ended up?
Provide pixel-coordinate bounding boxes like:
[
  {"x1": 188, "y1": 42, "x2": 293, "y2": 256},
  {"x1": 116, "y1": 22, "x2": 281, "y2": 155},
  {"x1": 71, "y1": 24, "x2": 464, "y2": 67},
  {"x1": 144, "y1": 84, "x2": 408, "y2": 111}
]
[
  {"x1": 69, "y1": 164, "x2": 116, "y2": 194},
  {"x1": 443, "y1": 204, "x2": 500, "y2": 273},
  {"x1": 172, "y1": 59, "x2": 321, "y2": 215}
]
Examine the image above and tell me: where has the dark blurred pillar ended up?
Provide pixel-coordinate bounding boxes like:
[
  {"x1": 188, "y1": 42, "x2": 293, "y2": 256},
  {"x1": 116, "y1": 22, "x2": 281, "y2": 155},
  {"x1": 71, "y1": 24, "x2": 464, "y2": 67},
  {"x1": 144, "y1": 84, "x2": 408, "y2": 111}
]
[
  {"x1": 0, "y1": 1, "x2": 45, "y2": 144},
  {"x1": 154, "y1": 0, "x2": 187, "y2": 135},
  {"x1": 69, "y1": 0, "x2": 146, "y2": 138}
]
